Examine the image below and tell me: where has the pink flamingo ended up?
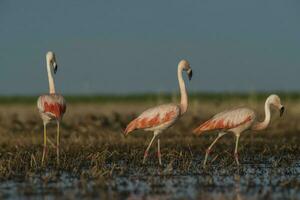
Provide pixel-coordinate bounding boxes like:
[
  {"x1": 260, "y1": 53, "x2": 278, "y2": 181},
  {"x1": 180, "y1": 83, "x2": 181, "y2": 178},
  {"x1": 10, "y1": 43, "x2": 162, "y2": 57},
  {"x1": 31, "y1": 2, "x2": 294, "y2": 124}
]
[
  {"x1": 37, "y1": 51, "x2": 66, "y2": 165},
  {"x1": 193, "y1": 94, "x2": 284, "y2": 167},
  {"x1": 124, "y1": 60, "x2": 193, "y2": 165}
]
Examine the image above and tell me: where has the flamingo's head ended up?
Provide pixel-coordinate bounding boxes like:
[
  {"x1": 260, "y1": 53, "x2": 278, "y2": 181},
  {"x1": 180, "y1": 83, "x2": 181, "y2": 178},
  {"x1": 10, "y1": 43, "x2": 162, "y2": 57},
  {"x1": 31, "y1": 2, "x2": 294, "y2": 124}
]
[
  {"x1": 267, "y1": 94, "x2": 285, "y2": 117},
  {"x1": 46, "y1": 51, "x2": 58, "y2": 74},
  {"x1": 178, "y1": 59, "x2": 193, "y2": 81}
]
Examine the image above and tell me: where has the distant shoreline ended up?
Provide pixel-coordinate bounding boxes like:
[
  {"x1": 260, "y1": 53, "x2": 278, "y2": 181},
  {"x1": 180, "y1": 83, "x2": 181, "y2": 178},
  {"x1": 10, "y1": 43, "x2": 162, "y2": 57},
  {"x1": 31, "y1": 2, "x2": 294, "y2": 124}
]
[{"x1": 0, "y1": 92, "x2": 299, "y2": 104}]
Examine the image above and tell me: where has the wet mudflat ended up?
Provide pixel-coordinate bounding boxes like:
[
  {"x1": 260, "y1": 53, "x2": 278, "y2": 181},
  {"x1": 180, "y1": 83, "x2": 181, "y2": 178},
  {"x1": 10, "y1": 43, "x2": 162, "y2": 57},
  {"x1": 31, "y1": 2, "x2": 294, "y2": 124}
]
[
  {"x1": 0, "y1": 97, "x2": 299, "y2": 199},
  {"x1": 1, "y1": 157, "x2": 299, "y2": 200}
]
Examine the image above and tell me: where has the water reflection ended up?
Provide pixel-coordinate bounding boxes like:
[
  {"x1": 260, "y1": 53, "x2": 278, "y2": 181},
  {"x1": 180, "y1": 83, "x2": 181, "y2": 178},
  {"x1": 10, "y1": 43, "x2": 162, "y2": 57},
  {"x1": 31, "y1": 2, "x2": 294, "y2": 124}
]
[{"x1": 0, "y1": 159, "x2": 300, "y2": 200}]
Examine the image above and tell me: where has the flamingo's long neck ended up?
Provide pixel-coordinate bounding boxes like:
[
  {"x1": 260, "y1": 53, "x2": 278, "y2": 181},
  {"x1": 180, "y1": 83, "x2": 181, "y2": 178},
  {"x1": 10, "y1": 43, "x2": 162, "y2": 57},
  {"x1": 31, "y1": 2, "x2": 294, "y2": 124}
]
[
  {"x1": 47, "y1": 60, "x2": 56, "y2": 94},
  {"x1": 178, "y1": 66, "x2": 188, "y2": 115},
  {"x1": 252, "y1": 100, "x2": 271, "y2": 131}
]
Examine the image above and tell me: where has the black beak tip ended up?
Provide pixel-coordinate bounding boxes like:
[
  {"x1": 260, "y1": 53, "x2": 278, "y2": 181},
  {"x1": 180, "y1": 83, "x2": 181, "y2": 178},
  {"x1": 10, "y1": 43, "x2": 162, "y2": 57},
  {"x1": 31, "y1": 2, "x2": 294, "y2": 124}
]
[
  {"x1": 54, "y1": 66, "x2": 58, "y2": 74},
  {"x1": 280, "y1": 106, "x2": 285, "y2": 117},
  {"x1": 188, "y1": 70, "x2": 193, "y2": 81}
]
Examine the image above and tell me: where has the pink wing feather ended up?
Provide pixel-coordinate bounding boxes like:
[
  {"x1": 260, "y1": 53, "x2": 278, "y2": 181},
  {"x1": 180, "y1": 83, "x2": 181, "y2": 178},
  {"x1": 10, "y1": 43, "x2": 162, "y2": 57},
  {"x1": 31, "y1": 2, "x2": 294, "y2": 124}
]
[
  {"x1": 193, "y1": 108, "x2": 255, "y2": 135},
  {"x1": 124, "y1": 104, "x2": 180, "y2": 135},
  {"x1": 37, "y1": 94, "x2": 66, "y2": 119}
]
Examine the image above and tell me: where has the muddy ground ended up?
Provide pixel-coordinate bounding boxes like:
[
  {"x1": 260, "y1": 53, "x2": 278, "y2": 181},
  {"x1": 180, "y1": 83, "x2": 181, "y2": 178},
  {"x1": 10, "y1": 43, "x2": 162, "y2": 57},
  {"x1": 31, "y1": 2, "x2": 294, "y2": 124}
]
[{"x1": 0, "y1": 97, "x2": 299, "y2": 199}]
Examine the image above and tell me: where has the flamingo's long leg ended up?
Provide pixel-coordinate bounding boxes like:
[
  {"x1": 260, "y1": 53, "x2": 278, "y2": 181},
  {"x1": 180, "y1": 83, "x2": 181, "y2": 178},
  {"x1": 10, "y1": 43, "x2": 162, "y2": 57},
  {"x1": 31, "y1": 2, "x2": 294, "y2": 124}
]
[
  {"x1": 234, "y1": 134, "x2": 240, "y2": 165},
  {"x1": 157, "y1": 138, "x2": 162, "y2": 165},
  {"x1": 56, "y1": 121, "x2": 60, "y2": 166},
  {"x1": 143, "y1": 133, "x2": 157, "y2": 164},
  {"x1": 203, "y1": 132, "x2": 227, "y2": 167},
  {"x1": 42, "y1": 124, "x2": 47, "y2": 165}
]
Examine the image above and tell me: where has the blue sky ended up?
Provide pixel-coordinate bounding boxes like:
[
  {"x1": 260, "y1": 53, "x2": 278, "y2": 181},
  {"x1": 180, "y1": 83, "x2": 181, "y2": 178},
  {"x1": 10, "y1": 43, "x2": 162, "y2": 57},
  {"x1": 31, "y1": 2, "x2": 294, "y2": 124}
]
[{"x1": 1, "y1": 0, "x2": 300, "y2": 95}]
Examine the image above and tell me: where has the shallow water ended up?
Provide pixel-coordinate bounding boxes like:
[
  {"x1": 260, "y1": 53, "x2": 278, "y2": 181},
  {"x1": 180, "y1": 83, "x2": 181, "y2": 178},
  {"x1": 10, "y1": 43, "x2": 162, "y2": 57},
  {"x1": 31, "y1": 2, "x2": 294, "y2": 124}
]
[{"x1": 1, "y1": 158, "x2": 299, "y2": 200}]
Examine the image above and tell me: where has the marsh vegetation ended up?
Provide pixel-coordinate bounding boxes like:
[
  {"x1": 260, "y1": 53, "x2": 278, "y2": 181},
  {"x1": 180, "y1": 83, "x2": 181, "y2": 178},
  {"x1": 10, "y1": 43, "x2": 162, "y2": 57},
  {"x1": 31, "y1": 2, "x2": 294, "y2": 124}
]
[{"x1": 0, "y1": 94, "x2": 299, "y2": 199}]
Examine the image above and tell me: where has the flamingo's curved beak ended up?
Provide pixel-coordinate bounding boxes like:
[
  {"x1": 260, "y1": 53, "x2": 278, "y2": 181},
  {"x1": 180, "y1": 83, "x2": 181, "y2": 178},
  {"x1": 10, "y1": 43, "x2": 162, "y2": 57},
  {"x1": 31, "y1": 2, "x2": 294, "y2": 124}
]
[
  {"x1": 53, "y1": 62, "x2": 58, "y2": 74},
  {"x1": 187, "y1": 69, "x2": 193, "y2": 81},
  {"x1": 279, "y1": 106, "x2": 285, "y2": 117}
]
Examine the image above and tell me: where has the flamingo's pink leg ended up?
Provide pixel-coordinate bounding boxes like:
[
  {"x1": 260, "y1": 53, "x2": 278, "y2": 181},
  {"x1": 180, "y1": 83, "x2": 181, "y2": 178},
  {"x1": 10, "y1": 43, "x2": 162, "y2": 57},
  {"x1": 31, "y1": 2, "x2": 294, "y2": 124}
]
[
  {"x1": 42, "y1": 124, "x2": 47, "y2": 165},
  {"x1": 143, "y1": 133, "x2": 157, "y2": 164},
  {"x1": 157, "y1": 138, "x2": 162, "y2": 165},
  {"x1": 203, "y1": 132, "x2": 227, "y2": 167},
  {"x1": 234, "y1": 134, "x2": 240, "y2": 165},
  {"x1": 56, "y1": 121, "x2": 60, "y2": 166}
]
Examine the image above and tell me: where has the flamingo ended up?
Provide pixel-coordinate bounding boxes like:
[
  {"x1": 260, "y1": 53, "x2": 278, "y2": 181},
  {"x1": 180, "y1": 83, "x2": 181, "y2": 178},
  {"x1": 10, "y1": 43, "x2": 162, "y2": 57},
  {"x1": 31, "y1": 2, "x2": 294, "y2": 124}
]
[
  {"x1": 193, "y1": 94, "x2": 284, "y2": 167},
  {"x1": 124, "y1": 59, "x2": 193, "y2": 165},
  {"x1": 37, "y1": 51, "x2": 66, "y2": 165}
]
